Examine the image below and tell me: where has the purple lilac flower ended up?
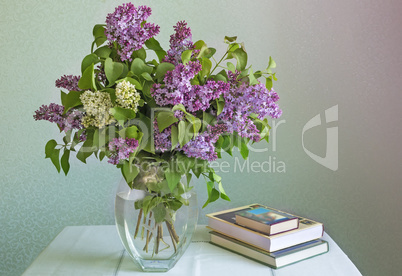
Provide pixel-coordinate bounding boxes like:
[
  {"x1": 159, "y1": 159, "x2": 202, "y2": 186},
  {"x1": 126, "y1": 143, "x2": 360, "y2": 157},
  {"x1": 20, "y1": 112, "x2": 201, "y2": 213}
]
[
  {"x1": 105, "y1": 3, "x2": 160, "y2": 61},
  {"x1": 96, "y1": 64, "x2": 107, "y2": 86},
  {"x1": 164, "y1": 21, "x2": 195, "y2": 65},
  {"x1": 151, "y1": 61, "x2": 229, "y2": 112},
  {"x1": 217, "y1": 71, "x2": 282, "y2": 142},
  {"x1": 78, "y1": 131, "x2": 87, "y2": 142},
  {"x1": 55, "y1": 75, "x2": 81, "y2": 91},
  {"x1": 179, "y1": 124, "x2": 231, "y2": 162},
  {"x1": 208, "y1": 123, "x2": 231, "y2": 141},
  {"x1": 64, "y1": 109, "x2": 84, "y2": 132},
  {"x1": 108, "y1": 138, "x2": 139, "y2": 165},
  {"x1": 153, "y1": 119, "x2": 172, "y2": 153},
  {"x1": 34, "y1": 103, "x2": 66, "y2": 129},
  {"x1": 34, "y1": 103, "x2": 85, "y2": 135},
  {"x1": 181, "y1": 131, "x2": 218, "y2": 162}
]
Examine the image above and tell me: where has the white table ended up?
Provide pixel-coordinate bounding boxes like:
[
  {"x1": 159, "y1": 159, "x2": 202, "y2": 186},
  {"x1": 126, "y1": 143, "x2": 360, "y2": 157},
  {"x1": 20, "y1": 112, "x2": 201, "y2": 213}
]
[{"x1": 22, "y1": 225, "x2": 362, "y2": 276}]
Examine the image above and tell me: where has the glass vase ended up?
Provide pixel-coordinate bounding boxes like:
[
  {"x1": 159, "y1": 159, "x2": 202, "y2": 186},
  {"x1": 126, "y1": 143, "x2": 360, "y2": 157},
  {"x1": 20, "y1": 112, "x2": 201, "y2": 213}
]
[{"x1": 114, "y1": 165, "x2": 198, "y2": 272}]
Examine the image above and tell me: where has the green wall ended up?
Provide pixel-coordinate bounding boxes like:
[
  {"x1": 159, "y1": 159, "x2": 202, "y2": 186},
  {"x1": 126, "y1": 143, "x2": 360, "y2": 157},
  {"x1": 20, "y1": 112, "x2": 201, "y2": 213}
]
[{"x1": 1, "y1": 1, "x2": 402, "y2": 275}]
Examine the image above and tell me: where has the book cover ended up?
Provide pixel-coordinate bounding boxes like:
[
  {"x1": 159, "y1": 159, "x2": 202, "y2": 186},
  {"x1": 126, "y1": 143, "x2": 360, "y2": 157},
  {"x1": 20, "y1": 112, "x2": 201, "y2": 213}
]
[
  {"x1": 235, "y1": 207, "x2": 299, "y2": 235},
  {"x1": 206, "y1": 204, "x2": 324, "y2": 252},
  {"x1": 210, "y1": 231, "x2": 329, "y2": 269}
]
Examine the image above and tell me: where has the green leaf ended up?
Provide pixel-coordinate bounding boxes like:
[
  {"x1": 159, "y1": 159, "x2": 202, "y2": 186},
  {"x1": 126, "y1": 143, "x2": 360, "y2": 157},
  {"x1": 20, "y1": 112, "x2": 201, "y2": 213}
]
[
  {"x1": 63, "y1": 130, "x2": 72, "y2": 144},
  {"x1": 178, "y1": 120, "x2": 193, "y2": 147},
  {"x1": 78, "y1": 63, "x2": 96, "y2": 90},
  {"x1": 224, "y1": 36, "x2": 237, "y2": 44},
  {"x1": 202, "y1": 111, "x2": 216, "y2": 132},
  {"x1": 132, "y1": 48, "x2": 146, "y2": 60},
  {"x1": 134, "y1": 113, "x2": 154, "y2": 154},
  {"x1": 218, "y1": 182, "x2": 230, "y2": 201},
  {"x1": 172, "y1": 104, "x2": 186, "y2": 113},
  {"x1": 216, "y1": 99, "x2": 225, "y2": 116},
  {"x1": 144, "y1": 37, "x2": 166, "y2": 62},
  {"x1": 248, "y1": 68, "x2": 259, "y2": 85},
  {"x1": 122, "y1": 125, "x2": 143, "y2": 140},
  {"x1": 94, "y1": 37, "x2": 107, "y2": 48},
  {"x1": 181, "y1": 49, "x2": 193, "y2": 64},
  {"x1": 222, "y1": 136, "x2": 233, "y2": 156},
  {"x1": 81, "y1": 54, "x2": 99, "y2": 74},
  {"x1": 155, "y1": 62, "x2": 175, "y2": 82},
  {"x1": 61, "y1": 91, "x2": 82, "y2": 114},
  {"x1": 165, "y1": 167, "x2": 181, "y2": 192},
  {"x1": 227, "y1": 62, "x2": 236, "y2": 73},
  {"x1": 153, "y1": 204, "x2": 166, "y2": 223},
  {"x1": 45, "y1": 140, "x2": 57, "y2": 158},
  {"x1": 199, "y1": 57, "x2": 212, "y2": 79},
  {"x1": 266, "y1": 76, "x2": 273, "y2": 90},
  {"x1": 268, "y1": 56, "x2": 276, "y2": 69},
  {"x1": 117, "y1": 77, "x2": 143, "y2": 90},
  {"x1": 254, "y1": 70, "x2": 262, "y2": 78},
  {"x1": 110, "y1": 106, "x2": 136, "y2": 121},
  {"x1": 186, "y1": 115, "x2": 201, "y2": 137},
  {"x1": 61, "y1": 149, "x2": 70, "y2": 175},
  {"x1": 192, "y1": 159, "x2": 208, "y2": 178},
  {"x1": 204, "y1": 48, "x2": 216, "y2": 59},
  {"x1": 104, "y1": 58, "x2": 124, "y2": 86},
  {"x1": 93, "y1": 24, "x2": 106, "y2": 47},
  {"x1": 156, "y1": 111, "x2": 178, "y2": 132},
  {"x1": 93, "y1": 24, "x2": 105, "y2": 39},
  {"x1": 76, "y1": 146, "x2": 91, "y2": 163},
  {"x1": 212, "y1": 173, "x2": 221, "y2": 182},
  {"x1": 94, "y1": 46, "x2": 112, "y2": 59},
  {"x1": 141, "y1": 72, "x2": 153, "y2": 81},
  {"x1": 122, "y1": 161, "x2": 139, "y2": 187},
  {"x1": 194, "y1": 40, "x2": 207, "y2": 57},
  {"x1": 171, "y1": 125, "x2": 178, "y2": 150},
  {"x1": 99, "y1": 151, "x2": 106, "y2": 161},
  {"x1": 50, "y1": 148, "x2": 61, "y2": 173},
  {"x1": 240, "y1": 139, "x2": 249, "y2": 159},
  {"x1": 203, "y1": 187, "x2": 220, "y2": 208},
  {"x1": 232, "y1": 48, "x2": 248, "y2": 71},
  {"x1": 176, "y1": 153, "x2": 195, "y2": 174},
  {"x1": 131, "y1": 58, "x2": 153, "y2": 77},
  {"x1": 186, "y1": 173, "x2": 192, "y2": 186}
]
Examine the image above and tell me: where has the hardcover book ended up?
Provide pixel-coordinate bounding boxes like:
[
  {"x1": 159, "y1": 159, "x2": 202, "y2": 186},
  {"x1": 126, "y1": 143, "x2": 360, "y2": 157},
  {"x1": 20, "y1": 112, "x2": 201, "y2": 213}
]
[
  {"x1": 210, "y1": 231, "x2": 329, "y2": 269},
  {"x1": 206, "y1": 204, "x2": 324, "y2": 252},
  {"x1": 235, "y1": 207, "x2": 298, "y2": 235}
]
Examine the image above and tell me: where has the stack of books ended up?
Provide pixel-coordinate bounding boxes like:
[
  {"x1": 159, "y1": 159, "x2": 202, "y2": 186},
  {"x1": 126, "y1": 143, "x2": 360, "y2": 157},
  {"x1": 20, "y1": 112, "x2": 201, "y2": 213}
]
[{"x1": 206, "y1": 204, "x2": 329, "y2": 269}]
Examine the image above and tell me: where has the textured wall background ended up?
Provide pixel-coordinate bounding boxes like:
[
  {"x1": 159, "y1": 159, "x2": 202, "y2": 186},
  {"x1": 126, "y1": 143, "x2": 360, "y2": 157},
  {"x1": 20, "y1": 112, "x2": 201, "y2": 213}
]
[{"x1": 1, "y1": 0, "x2": 401, "y2": 275}]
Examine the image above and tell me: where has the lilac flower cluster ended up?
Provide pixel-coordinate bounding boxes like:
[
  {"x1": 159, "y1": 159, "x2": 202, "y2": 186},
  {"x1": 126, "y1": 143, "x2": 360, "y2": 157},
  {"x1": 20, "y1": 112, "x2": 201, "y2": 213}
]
[
  {"x1": 164, "y1": 21, "x2": 195, "y2": 65},
  {"x1": 151, "y1": 61, "x2": 229, "y2": 112},
  {"x1": 64, "y1": 109, "x2": 84, "y2": 132},
  {"x1": 181, "y1": 133, "x2": 217, "y2": 161},
  {"x1": 108, "y1": 138, "x2": 139, "y2": 165},
  {"x1": 34, "y1": 104, "x2": 85, "y2": 138},
  {"x1": 34, "y1": 103, "x2": 65, "y2": 129},
  {"x1": 180, "y1": 124, "x2": 230, "y2": 162},
  {"x1": 217, "y1": 71, "x2": 282, "y2": 141},
  {"x1": 153, "y1": 119, "x2": 172, "y2": 153},
  {"x1": 105, "y1": 3, "x2": 160, "y2": 61},
  {"x1": 55, "y1": 75, "x2": 81, "y2": 91}
]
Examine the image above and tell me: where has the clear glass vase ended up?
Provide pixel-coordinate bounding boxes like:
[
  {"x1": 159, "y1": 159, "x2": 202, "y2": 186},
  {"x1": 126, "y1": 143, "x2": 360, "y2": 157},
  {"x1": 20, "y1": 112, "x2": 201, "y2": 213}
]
[{"x1": 114, "y1": 165, "x2": 198, "y2": 272}]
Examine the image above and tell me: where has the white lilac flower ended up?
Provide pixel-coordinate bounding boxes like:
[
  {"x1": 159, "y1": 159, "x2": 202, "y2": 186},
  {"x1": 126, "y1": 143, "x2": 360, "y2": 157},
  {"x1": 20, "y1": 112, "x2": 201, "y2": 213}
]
[
  {"x1": 80, "y1": 90, "x2": 115, "y2": 128},
  {"x1": 115, "y1": 80, "x2": 141, "y2": 112}
]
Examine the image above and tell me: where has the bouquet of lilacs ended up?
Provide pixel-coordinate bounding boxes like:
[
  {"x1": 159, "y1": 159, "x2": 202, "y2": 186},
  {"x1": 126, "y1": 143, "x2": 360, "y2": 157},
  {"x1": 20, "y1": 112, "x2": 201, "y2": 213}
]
[{"x1": 34, "y1": 3, "x2": 281, "y2": 254}]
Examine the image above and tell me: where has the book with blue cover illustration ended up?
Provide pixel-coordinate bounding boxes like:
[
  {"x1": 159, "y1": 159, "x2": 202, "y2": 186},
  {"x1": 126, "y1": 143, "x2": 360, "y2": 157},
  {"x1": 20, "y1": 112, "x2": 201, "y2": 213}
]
[{"x1": 235, "y1": 206, "x2": 299, "y2": 235}]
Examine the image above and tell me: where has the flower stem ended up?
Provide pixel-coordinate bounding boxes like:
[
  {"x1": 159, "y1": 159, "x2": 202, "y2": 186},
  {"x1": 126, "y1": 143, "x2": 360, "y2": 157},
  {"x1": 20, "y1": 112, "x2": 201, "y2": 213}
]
[{"x1": 134, "y1": 208, "x2": 143, "y2": 239}]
